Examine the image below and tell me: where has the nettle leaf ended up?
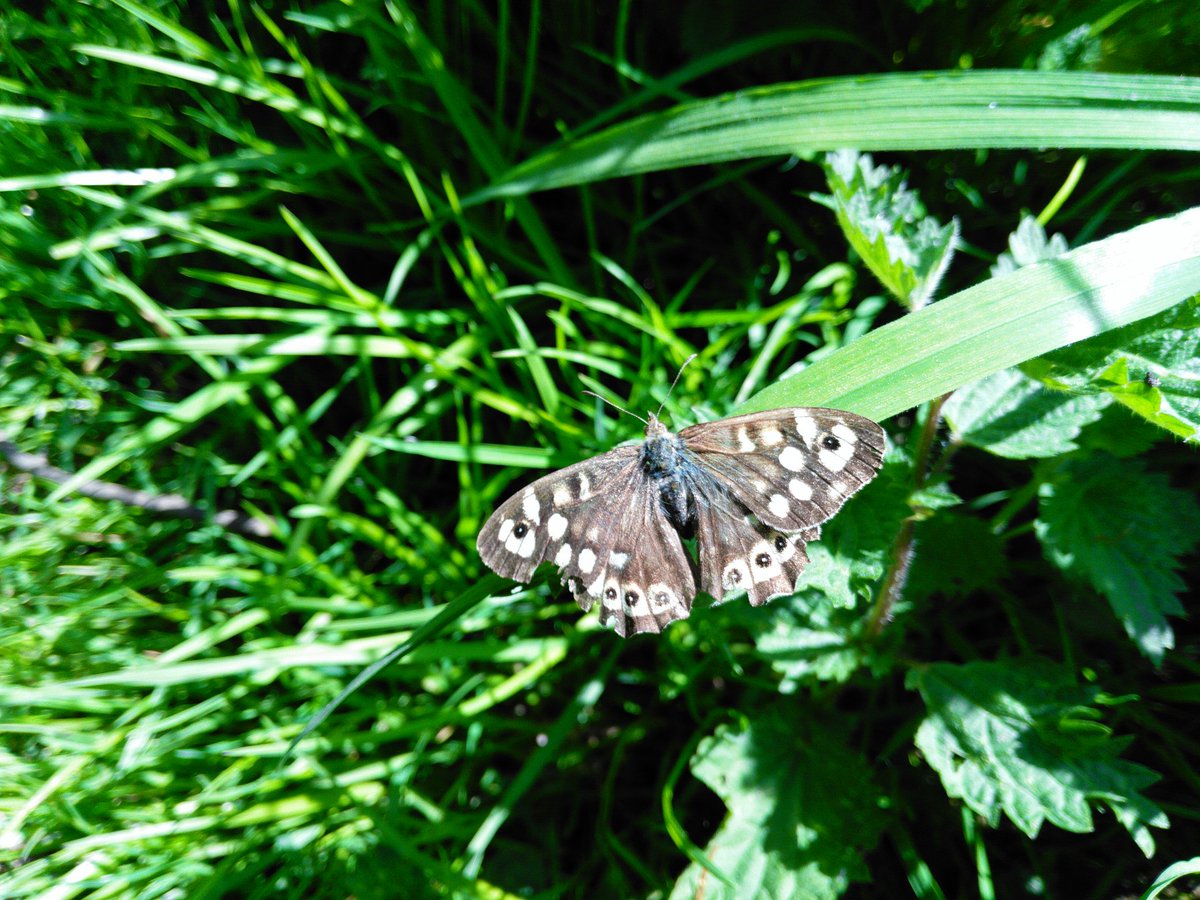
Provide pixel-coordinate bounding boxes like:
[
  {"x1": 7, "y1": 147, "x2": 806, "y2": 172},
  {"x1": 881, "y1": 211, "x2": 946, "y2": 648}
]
[
  {"x1": 747, "y1": 546, "x2": 865, "y2": 688},
  {"x1": 1076, "y1": 404, "x2": 1162, "y2": 459},
  {"x1": 943, "y1": 367, "x2": 1109, "y2": 458},
  {"x1": 672, "y1": 706, "x2": 885, "y2": 900},
  {"x1": 909, "y1": 659, "x2": 1168, "y2": 857},
  {"x1": 991, "y1": 215, "x2": 1070, "y2": 277},
  {"x1": 821, "y1": 149, "x2": 959, "y2": 310},
  {"x1": 820, "y1": 456, "x2": 913, "y2": 581},
  {"x1": 1034, "y1": 297, "x2": 1200, "y2": 441},
  {"x1": 1035, "y1": 455, "x2": 1200, "y2": 663}
]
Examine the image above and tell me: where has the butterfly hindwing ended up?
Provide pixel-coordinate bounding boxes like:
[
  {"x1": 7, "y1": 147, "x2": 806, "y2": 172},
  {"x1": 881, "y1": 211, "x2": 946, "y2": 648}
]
[
  {"x1": 680, "y1": 408, "x2": 884, "y2": 533},
  {"x1": 687, "y1": 471, "x2": 811, "y2": 606},
  {"x1": 567, "y1": 465, "x2": 696, "y2": 637}
]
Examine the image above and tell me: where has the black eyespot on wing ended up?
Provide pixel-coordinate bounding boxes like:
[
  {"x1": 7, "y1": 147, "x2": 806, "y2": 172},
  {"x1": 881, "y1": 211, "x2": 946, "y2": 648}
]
[
  {"x1": 513, "y1": 523, "x2": 528, "y2": 538},
  {"x1": 773, "y1": 534, "x2": 788, "y2": 551},
  {"x1": 623, "y1": 589, "x2": 639, "y2": 604},
  {"x1": 604, "y1": 587, "x2": 617, "y2": 600},
  {"x1": 755, "y1": 552, "x2": 772, "y2": 568},
  {"x1": 821, "y1": 434, "x2": 840, "y2": 450}
]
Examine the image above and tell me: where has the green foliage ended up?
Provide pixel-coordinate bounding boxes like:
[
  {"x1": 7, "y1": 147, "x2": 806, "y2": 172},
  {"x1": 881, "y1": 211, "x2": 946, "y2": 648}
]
[
  {"x1": 1036, "y1": 455, "x2": 1200, "y2": 663},
  {"x1": 3, "y1": 2, "x2": 1200, "y2": 899},
  {"x1": 1039, "y1": 297, "x2": 1200, "y2": 441},
  {"x1": 910, "y1": 660, "x2": 1167, "y2": 856},
  {"x1": 670, "y1": 707, "x2": 885, "y2": 900},
  {"x1": 822, "y1": 150, "x2": 959, "y2": 309},
  {"x1": 943, "y1": 368, "x2": 1110, "y2": 458}
]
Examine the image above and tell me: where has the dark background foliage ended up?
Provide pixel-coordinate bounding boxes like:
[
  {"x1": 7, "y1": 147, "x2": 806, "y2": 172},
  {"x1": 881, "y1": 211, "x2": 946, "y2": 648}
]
[{"x1": 2, "y1": 1, "x2": 1199, "y2": 898}]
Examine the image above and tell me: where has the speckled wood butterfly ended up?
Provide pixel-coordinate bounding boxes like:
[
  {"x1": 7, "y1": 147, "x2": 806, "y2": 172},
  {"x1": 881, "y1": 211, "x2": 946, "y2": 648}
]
[{"x1": 477, "y1": 391, "x2": 885, "y2": 637}]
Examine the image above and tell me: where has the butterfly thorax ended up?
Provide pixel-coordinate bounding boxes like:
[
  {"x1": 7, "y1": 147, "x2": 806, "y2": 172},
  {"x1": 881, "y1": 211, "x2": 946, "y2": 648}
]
[{"x1": 641, "y1": 414, "x2": 693, "y2": 529}]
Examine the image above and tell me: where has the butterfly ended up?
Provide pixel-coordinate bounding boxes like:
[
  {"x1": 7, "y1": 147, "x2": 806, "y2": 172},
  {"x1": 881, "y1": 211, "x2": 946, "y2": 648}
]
[{"x1": 477, "y1": 405, "x2": 885, "y2": 637}]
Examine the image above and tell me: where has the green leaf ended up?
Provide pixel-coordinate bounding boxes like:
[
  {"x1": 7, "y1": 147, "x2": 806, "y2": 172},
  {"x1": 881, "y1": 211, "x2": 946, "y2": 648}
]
[
  {"x1": 991, "y1": 215, "x2": 1070, "y2": 277},
  {"x1": 671, "y1": 706, "x2": 884, "y2": 900},
  {"x1": 746, "y1": 546, "x2": 865, "y2": 687},
  {"x1": 1035, "y1": 455, "x2": 1200, "y2": 663},
  {"x1": 822, "y1": 150, "x2": 958, "y2": 309},
  {"x1": 1142, "y1": 857, "x2": 1200, "y2": 900},
  {"x1": 736, "y1": 206, "x2": 1200, "y2": 422},
  {"x1": 909, "y1": 659, "x2": 1168, "y2": 857},
  {"x1": 478, "y1": 71, "x2": 1200, "y2": 199},
  {"x1": 1035, "y1": 297, "x2": 1200, "y2": 441},
  {"x1": 943, "y1": 368, "x2": 1109, "y2": 458}
]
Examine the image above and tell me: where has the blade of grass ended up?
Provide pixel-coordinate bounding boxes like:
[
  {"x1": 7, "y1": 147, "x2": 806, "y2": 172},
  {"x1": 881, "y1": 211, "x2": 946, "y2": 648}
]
[
  {"x1": 738, "y1": 204, "x2": 1200, "y2": 422},
  {"x1": 476, "y1": 71, "x2": 1200, "y2": 199}
]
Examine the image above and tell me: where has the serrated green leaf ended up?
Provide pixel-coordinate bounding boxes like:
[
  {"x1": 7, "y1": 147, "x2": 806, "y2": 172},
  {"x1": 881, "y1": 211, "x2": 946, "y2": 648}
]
[
  {"x1": 991, "y1": 215, "x2": 1070, "y2": 277},
  {"x1": 823, "y1": 150, "x2": 958, "y2": 309},
  {"x1": 1035, "y1": 455, "x2": 1200, "y2": 663},
  {"x1": 1076, "y1": 405, "x2": 1162, "y2": 458},
  {"x1": 943, "y1": 368, "x2": 1109, "y2": 458},
  {"x1": 1036, "y1": 298, "x2": 1200, "y2": 441},
  {"x1": 671, "y1": 707, "x2": 884, "y2": 900},
  {"x1": 909, "y1": 659, "x2": 1167, "y2": 857},
  {"x1": 820, "y1": 457, "x2": 913, "y2": 581}
]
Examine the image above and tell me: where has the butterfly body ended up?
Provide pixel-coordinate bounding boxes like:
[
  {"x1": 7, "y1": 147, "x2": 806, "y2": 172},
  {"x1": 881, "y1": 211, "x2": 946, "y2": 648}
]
[{"x1": 478, "y1": 408, "x2": 884, "y2": 637}]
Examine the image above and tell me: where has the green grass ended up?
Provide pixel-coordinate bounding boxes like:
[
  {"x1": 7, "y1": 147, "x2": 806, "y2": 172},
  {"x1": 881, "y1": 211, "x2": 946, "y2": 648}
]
[{"x1": 3, "y1": 2, "x2": 1200, "y2": 898}]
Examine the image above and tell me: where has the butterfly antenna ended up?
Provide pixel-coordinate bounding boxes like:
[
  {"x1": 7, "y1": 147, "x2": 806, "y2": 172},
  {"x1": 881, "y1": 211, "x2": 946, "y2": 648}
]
[
  {"x1": 582, "y1": 391, "x2": 648, "y2": 425},
  {"x1": 655, "y1": 353, "x2": 698, "y2": 419}
]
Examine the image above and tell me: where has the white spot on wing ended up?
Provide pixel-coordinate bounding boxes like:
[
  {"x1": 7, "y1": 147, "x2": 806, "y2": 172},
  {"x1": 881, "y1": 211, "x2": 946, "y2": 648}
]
[
  {"x1": 722, "y1": 559, "x2": 752, "y2": 592},
  {"x1": 578, "y1": 548, "x2": 597, "y2": 574},
  {"x1": 768, "y1": 494, "x2": 789, "y2": 518},
  {"x1": 779, "y1": 445, "x2": 805, "y2": 472},
  {"x1": 819, "y1": 448, "x2": 848, "y2": 472},
  {"x1": 555, "y1": 543, "x2": 573, "y2": 566},
  {"x1": 749, "y1": 541, "x2": 781, "y2": 583},
  {"x1": 577, "y1": 473, "x2": 592, "y2": 500},
  {"x1": 516, "y1": 530, "x2": 537, "y2": 558},
  {"x1": 774, "y1": 534, "x2": 798, "y2": 563},
  {"x1": 522, "y1": 491, "x2": 541, "y2": 525},
  {"x1": 497, "y1": 518, "x2": 513, "y2": 542},
  {"x1": 553, "y1": 483, "x2": 571, "y2": 506},
  {"x1": 622, "y1": 586, "x2": 649, "y2": 617},
  {"x1": 648, "y1": 583, "x2": 680, "y2": 614},
  {"x1": 609, "y1": 552, "x2": 629, "y2": 570},
  {"x1": 832, "y1": 423, "x2": 858, "y2": 444},
  {"x1": 587, "y1": 572, "x2": 605, "y2": 597},
  {"x1": 794, "y1": 414, "x2": 818, "y2": 446},
  {"x1": 737, "y1": 427, "x2": 755, "y2": 452},
  {"x1": 788, "y1": 478, "x2": 813, "y2": 501},
  {"x1": 759, "y1": 426, "x2": 784, "y2": 446},
  {"x1": 547, "y1": 513, "x2": 568, "y2": 540}
]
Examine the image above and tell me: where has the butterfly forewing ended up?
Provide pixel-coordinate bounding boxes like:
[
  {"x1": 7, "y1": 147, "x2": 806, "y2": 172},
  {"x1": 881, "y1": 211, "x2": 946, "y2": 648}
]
[
  {"x1": 476, "y1": 446, "x2": 639, "y2": 583},
  {"x1": 680, "y1": 409, "x2": 884, "y2": 534}
]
